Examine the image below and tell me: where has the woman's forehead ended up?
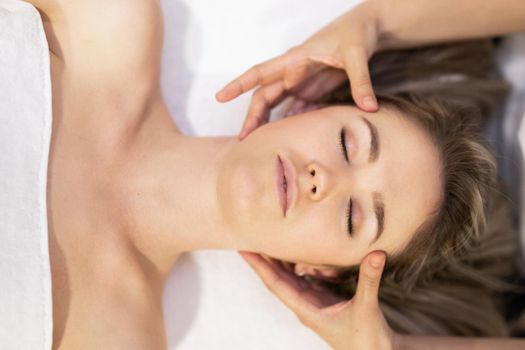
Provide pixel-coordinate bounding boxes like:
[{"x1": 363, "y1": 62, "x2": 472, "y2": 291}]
[{"x1": 370, "y1": 110, "x2": 443, "y2": 253}]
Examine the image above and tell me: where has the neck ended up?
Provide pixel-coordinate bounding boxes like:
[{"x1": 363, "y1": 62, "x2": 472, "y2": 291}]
[{"x1": 118, "y1": 112, "x2": 240, "y2": 275}]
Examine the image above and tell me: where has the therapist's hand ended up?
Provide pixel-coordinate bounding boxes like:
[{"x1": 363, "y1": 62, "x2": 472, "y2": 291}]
[
  {"x1": 216, "y1": 2, "x2": 381, "y2": 139},
  {"x1": 239, "y1": 251, "x2": 396, "y2": 350}
]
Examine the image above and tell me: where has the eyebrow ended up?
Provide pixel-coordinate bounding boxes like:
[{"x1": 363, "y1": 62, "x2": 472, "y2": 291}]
[
  {"x1": 359, "y1": 117, "x2": 385, "y2": 245},
  {"x1": 371, "y1": 192, "x2": 385, "y2": 245},
  {"x1": 361, "y1": 116, "x2": 380, "y2": 163}
]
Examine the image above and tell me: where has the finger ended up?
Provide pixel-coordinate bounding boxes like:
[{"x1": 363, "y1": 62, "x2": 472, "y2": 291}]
[
  {"x1": 342, "y1": 48, "x2": 378, "y2": 112},
  {"x1": 239, "y1": 80, "x2": 287, "y2": 140},
  {"x1": 216, "y1": 55, "x2": 290, "y2": 102},
  {"x1": 354, "y1": 251, "x2": 386, "y2": 306},
  {"x1": 239, "y1": 252, "x2": 320, "y2": 317},
  {"x1": 309, "y1": 54, "x2": 345, "y2": 69}
]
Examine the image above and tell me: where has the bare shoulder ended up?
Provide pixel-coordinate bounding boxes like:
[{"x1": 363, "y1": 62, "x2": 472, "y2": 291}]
[{"x1": 25, "y1": 0, "x2": 163, "y2": 89}]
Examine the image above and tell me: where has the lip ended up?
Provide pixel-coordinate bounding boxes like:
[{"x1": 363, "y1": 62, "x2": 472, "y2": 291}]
[
  {"x1": 276, "y1": 156, "x2": 287, "y2": 216},
  {"x1": 276, "y1": 155, "x2": 297, "y2": 217}
]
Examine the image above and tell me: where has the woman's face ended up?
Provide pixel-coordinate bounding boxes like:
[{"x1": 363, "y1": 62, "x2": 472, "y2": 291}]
[{"x1": 218, "y1": 105, "x2": 442, "y2": 268}]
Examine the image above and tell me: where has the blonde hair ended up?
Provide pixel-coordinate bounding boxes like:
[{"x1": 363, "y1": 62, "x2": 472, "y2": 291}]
[{"x1": 318, "y1": 40, "x2": 518, "y2": 336}]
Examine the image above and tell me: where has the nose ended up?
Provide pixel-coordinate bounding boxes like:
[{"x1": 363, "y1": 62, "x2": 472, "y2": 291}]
[{"x1": 305, "y1": 162, "x2": 330, "y2": 201}]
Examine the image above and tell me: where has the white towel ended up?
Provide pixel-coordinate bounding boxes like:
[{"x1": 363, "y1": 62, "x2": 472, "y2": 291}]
[{"x1": 0, "y1": 1, "x2": 53, "y2": 349}]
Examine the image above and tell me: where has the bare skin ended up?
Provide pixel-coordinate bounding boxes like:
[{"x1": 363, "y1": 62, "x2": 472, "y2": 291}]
[
  {"x1": 25, "y1": 0, "x2": 442, "y2": 345},
  {"x1": 30, "y1": 3, "x2": 412, "y2": 349},
  {"x1": 27, "y1": 1, "x2": 175, "y2": 348}
]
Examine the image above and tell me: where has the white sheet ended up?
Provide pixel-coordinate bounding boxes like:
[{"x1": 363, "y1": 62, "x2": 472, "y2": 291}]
[
  {"x1": 159, "y1": 1, "x2": 359, "y2": 349},
  {"x1": 0, "y1": 1, "x2": 53, "y2": 349}
]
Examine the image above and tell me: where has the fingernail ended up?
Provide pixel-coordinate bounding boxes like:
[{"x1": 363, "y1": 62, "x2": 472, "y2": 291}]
[
  {"x1": 215, "y1": 90, "x2": 225, "y2": 101},
  {"x1": 217, "y1": 86, "x2": 233, "y2": 101},
  {"x1": 369, "y1": 254, "x2": 384, "y2": 269},
  {"x1": 363, "y1": 96, "x2": 377, "y2": 110}
]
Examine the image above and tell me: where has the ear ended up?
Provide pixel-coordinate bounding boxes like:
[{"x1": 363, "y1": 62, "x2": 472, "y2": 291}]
[{"x1": 294, "y1": 263, "x2": 339, "y2": 281}]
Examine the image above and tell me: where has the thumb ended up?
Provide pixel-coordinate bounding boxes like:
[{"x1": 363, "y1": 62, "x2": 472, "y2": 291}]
[
  {"x1": 355, "y1": 251, "x2": 386, "y2": 306},
  {"x1": 342, "y1": 48, "x2": 378, "y2": 112}
]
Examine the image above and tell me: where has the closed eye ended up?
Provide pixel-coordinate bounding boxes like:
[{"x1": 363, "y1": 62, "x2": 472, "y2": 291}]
[
  {"x1": 346, "y1": 198, "x2": 353, "y2": 236},
  {"x1": 339, "y1": 128, "x2": 349, "y2": 163},
  {"x1": 340, "y1": 128, "x2": 352, "y2": 236}
]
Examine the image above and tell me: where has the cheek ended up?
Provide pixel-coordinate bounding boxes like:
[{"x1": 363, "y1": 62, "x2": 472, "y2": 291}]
[
  {"x1": 250, "y1": 212, "x2": 335, "y2": 263},
  {"x1": 292, "y1": 206, "x2": 373, "y2": 266},
  {"x1": 285, "y1": 207, "x2": 343, "y2": 262}
]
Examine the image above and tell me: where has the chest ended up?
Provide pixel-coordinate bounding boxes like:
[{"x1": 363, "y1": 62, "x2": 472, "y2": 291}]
[
  {"x1": 48, "y1": 215, "x2": 167, "y2": 349},
  {"x1": 50, "y1": 278, "x2": 166, "y2": 350},
  {"x1": 46, "y1": 141, "x2": 166, "y2": 349}
]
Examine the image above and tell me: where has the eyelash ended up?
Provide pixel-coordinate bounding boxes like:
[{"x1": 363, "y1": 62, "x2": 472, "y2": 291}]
[
  {"x1": 339, "y1": 128, "x2": 353, "y2": 236},
  {"x1": 339, "y1": 128, "x2": 349, "y2": 163},
  {"x1": 346, "y1": 199, "x2": 353, "y2": 236}
]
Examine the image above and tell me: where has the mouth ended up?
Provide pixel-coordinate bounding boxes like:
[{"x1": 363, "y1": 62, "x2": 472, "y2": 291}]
[{"x1": 276, "y1": 155, "x2": 297, "y2": 217}]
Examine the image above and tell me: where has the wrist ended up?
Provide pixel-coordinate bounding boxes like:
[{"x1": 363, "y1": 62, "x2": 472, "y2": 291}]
[
  {"x1": 369, "y1": 0, "x2": 405, "y2": 52},
  {"x1": 345, "y1": 1, "x2": 382, "y2": 55}
]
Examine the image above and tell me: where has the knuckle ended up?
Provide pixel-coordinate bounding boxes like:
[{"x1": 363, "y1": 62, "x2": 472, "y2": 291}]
[
  {"x1": 362, "y1": 272, "x2": 381, "y2": 291},
  {"x1": 283, "y1": 71, "x2": 302, "y2": 90},
  {"x1": 250, "y1": 93, "x2": 269, "y2": 111},
  {"x1": 351, "y1": 77, "x2": 372, "y2": 90},
  {"x1": 346, "y1": 44, "x2": 369, "y2": 57},
  {"x1": 252, "y1": 87, "x2": 274, "y2": 105},
  {"x1": 236, "y1": 79, "x2": 247, "y2": 95},
  {"x1": 261, "y1": 91, "x2": 276, "y2": 105},
  {"x1": 365, "y1": 276, "x2": 380, "y2": 289},
  {"x1": 282, "y1": 78, "x2": 295, "y2": 90},
  {"x1": 252, "y1": 64, "x2": 265, "y2": 81},
  {"x1": 251, "y1": 88, "x2": 265, "y2": 101}
]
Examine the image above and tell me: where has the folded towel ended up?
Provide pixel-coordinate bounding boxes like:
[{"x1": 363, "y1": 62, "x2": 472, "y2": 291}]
[{"x1": 0, "y1": 1, "x2": 53, "y2": 349}]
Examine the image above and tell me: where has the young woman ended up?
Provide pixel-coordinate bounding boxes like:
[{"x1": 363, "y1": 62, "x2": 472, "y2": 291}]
[
  {"x1": 220, "y1": 0, "x2": 525, "y2": 349},
  {"x1": 17, "y1": 0, "x2": 521, "y2": 349}
]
